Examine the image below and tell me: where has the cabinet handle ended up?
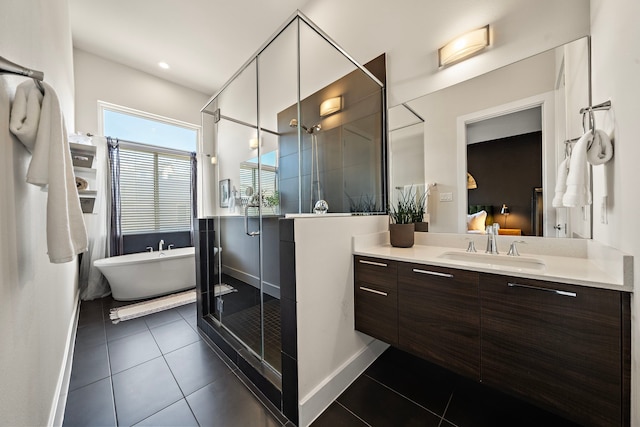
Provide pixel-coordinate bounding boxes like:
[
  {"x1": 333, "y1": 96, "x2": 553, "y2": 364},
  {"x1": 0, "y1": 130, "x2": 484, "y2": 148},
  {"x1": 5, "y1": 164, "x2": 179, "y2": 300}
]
[
  {"x1": 359, "y1": 260, "x2": 388, "y2": 267},
  {"x1": 412, "y1": 268, "x2": 453, "y2": 278},
  {"x1": 359, "y1": 286, "x2": 388, "y2": 296},
  {"x1": 507, "y1": 282, "x2": 576, "y2": 298}
]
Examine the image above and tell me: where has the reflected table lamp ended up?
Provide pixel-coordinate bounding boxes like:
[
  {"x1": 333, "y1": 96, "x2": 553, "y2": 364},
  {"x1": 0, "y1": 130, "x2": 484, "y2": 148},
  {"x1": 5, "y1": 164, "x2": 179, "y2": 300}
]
[{"x1": 500, "y1": 204, "x2": 510, "y2": 227}]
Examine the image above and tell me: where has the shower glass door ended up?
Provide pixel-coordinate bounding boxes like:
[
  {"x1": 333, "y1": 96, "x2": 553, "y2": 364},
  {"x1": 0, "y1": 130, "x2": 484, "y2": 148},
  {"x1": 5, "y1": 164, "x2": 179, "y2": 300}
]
[{"x1": 213, "y1": 58, "x2": 268, "y2": 365}]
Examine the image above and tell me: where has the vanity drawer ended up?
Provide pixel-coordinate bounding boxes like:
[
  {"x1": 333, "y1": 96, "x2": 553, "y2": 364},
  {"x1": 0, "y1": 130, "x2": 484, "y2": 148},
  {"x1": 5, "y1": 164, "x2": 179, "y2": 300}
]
[
  {"x1": 480, "y1": 273, "x2": 623, "y2": 427},
  {"x1": 354, "y1": 256, "x2": 397, "y2": 289},
  {"x1": 354, "y1": 256, "x2": 398, "y2": 345},
  {"x1": 398, "y1": 263, "x2": 480, "y2": 380}
]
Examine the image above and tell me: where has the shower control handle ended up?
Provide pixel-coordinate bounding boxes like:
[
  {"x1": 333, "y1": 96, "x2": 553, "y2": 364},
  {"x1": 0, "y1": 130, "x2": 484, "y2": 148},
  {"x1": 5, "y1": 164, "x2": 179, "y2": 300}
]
[{"x1": 244, "y1": 204, "x2": 260, "y2": 237}]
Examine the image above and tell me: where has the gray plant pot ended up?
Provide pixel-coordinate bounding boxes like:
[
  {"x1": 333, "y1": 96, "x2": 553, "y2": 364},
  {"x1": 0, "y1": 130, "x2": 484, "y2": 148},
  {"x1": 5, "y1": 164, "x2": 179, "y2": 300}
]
[{"x1": 389, "y1": 223, "x2": 415, "y2": 248}]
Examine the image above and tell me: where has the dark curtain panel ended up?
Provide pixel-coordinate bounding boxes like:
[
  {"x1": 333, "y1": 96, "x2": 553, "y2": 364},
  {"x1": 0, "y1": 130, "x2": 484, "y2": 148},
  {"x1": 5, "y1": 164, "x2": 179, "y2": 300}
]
[
  {"x1": 190, "y1": 152, "x2": 197, "y2": 246},
  {"x1": 108, "y1": 137, "x2": 123, "y2": 256}
]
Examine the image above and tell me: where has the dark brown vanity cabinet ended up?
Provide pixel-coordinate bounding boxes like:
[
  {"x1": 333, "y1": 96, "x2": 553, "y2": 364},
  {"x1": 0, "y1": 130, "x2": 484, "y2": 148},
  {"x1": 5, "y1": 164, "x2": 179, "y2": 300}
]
[
  {"x1": 354, "y1": 256, "x2": 398, "y2": 345},
  {"x1": 352, "y1": 257, "x2": 630, "y2": 427},
  {"x1": 398, "y1": 264, "x2": 480, "y2": 380},
  {"x1": 480, "y1": 273, "x2": 627, "y2": 427}
]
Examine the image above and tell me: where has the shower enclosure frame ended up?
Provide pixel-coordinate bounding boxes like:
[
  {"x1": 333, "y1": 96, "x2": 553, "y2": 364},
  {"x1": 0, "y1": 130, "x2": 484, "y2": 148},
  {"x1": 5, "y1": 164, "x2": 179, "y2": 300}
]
[{"x1": 197, "y1": 10, "x2": 387, "y2": 423}]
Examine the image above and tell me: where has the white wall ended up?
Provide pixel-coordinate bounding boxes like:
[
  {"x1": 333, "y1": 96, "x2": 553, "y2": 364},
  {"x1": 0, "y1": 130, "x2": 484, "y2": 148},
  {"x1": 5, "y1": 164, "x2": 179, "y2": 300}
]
[
  {"x1": 293, "y1": 215, "x2": 389, "y2": 426},
  {"x1": 73, "y1": 48, "x2": 213, "y2": 222},
  {"x1": 73, "y1": 48, "x2": 210, "y2": 136},
  {"x1": 302, "y1": 0, "x2": 590, "y2": 106},
  {"x1": 0, "y1": 0, "x2": 79, "y2": 425},
  {"x1": 589, "y1": 0, "x2": 640, "y2": 424}
]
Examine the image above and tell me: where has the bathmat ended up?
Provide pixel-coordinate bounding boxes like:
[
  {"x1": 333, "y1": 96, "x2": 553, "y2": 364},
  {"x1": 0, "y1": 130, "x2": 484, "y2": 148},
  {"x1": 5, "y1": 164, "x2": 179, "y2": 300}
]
[
  {"x1": 215, "y1": 283, "x2": 238, "y2": 297},
  {"x1": 110, "y1": 289, "x2": 196, "y2": 324},
  {"x1": 109, "y1": 284, "x2": 237, "y2": 323}
]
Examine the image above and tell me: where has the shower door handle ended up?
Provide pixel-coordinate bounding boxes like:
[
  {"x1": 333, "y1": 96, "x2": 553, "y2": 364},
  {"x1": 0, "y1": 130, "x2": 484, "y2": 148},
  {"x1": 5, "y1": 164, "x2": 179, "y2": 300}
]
[{"x1": 244, "y1": 205, "x2": 260, "y2": 237}]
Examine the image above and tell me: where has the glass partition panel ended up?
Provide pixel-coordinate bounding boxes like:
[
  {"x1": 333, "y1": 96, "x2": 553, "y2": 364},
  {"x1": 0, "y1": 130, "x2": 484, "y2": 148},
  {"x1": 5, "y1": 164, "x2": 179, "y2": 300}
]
[
  {"x1": 213, "y1": 59, "x2": 265, "y2": 362},
  {"x1": 255, "y1": 21, "x2": 298, "y2": 371},
  {"x1": 200, "y1": 13, "x2": 386, "y2": 385}
]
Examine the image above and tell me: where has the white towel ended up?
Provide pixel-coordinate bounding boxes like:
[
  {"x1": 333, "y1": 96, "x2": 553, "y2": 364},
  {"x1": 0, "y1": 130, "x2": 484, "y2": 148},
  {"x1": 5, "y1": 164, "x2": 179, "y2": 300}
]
[
  {"x1": 562, "y1": 132, "x2": 593, "y2": 207},
  {"x1": 587, "y1": 129, "x2": 613, "y2": 165},
  {"x1": 9, "y1": 81, "x2": 43, "y2": 152},
  {"x1": 552, "y1": 157, "x2": 569, "y2": 208},
  {"x1": 10, "y1": 80, "x2": 88, "y2": 263}
]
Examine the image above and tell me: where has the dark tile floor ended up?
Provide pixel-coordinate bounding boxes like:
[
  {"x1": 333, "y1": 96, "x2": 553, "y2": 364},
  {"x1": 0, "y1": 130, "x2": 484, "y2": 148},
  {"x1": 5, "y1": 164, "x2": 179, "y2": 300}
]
[
  {"x1": 65, "y1": 297, "x2": 582, "y2": 427},
  {"x1": 63, "y1": 296, "x2": 291, "y2": 427},
  {"x1": 311, "y1": 346, "x2": 582, "y2": 427}
]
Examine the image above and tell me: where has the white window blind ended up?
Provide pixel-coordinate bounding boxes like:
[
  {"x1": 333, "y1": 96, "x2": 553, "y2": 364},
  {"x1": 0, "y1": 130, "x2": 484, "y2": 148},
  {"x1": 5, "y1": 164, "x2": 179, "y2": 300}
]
[
  {"x1": 120, "y1": 146, "x2": 192, "y2": 234},
  {"x1": 239, "y1": 162, "x2": 278, "y2": 215}
]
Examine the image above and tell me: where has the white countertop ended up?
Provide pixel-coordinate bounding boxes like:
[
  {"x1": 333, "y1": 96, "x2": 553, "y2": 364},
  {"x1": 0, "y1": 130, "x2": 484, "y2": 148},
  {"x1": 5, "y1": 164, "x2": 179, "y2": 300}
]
[{"x1": 353, "y1": 232, "x2": 633, "y2": 292}]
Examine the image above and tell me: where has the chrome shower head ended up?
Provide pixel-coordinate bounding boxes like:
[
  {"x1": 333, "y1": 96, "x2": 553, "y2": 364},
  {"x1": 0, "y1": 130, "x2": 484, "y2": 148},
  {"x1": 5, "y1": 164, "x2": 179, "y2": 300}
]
[{"x1": 308, "y1": 123, "x2": 322, "y2": 134}]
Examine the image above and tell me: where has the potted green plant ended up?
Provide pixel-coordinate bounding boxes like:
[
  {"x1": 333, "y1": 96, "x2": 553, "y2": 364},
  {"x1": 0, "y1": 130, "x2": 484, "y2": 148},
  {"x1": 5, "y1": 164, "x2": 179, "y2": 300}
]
[
  {"x1": 389, "y1": 191, "x2": 417, "y2": 248},
  {"x1": 412, "y1": 190, "x2": 429, "y2": 232}
]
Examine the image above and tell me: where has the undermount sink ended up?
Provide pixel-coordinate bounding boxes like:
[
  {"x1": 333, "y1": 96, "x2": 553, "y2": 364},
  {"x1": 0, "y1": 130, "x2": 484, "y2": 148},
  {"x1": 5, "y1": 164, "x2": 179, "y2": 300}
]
[{"x1": 437, "y1": 251, "x2": 546, "y2": 272}]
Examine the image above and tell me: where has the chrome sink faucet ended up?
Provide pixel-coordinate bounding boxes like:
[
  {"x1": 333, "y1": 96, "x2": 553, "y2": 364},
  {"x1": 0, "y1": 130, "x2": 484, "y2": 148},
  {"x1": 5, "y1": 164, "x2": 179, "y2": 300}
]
[
  {"x1": 159, "y1": 239, "x2": 165, "y2": 252},
  {"x1": 485, "y1": 224, "x2": 499, "y2": 254},
  {"x1": 507, "y1": 240, "x2": 526, "y2": 256}
]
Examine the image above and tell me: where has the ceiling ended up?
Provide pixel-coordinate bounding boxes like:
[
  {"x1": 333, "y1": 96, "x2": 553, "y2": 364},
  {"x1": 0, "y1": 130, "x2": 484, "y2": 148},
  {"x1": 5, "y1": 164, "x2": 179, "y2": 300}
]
[
  {"x1": 69, "y1": 0, "x2": 311, "y2": 96},
  {"x1": 69, "y1": 0, "x2": 589, "y2": 105}
]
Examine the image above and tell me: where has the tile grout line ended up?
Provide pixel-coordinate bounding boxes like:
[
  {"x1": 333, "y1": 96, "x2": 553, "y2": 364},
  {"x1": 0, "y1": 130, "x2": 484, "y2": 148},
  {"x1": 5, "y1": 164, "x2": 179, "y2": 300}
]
[
  {"x1": 363, "y1": 373, "x2": 443, "y2": 420},
  {"x1": 112, "y1": 305, "x2": 198, "y2": 426},
  {"x1": 94, "y1": 299, "x2": 119, "y2": 427},
  {"x1": 335, "y1": 401, "x2": 373, "y2": 426},
  {"x1": 438, "y1": 392, "x2": 456, "y2": 427}
]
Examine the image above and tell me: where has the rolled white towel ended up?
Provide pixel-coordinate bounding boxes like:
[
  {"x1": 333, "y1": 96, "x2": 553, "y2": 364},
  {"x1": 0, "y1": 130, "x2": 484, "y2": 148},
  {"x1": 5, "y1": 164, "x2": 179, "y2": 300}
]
[
  {"x1": 552, "y1": 158, "x2": 569, "y2": 208},
  {"x1": 563, "y1": 132, "x2": 593, "y2": 207},
  {"x1": 9, "y1": 80, "x2": 43, "y2": 152},
  {"x1": 587, "y1": 129, "x2": 613, "y2": 165}
]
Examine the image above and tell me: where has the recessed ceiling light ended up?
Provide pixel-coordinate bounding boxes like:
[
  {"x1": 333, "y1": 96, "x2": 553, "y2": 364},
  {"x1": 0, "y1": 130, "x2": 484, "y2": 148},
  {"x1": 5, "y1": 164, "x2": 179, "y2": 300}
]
[{"x1": 158, "y1": 61, "x2": 170, "y2": 70}]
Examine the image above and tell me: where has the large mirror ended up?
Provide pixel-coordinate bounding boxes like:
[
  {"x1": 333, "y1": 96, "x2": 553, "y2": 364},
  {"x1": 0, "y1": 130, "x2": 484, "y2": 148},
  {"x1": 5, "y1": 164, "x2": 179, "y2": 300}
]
[{"x1": 389, "y1": 37, "x2": 591, "y2": 238}]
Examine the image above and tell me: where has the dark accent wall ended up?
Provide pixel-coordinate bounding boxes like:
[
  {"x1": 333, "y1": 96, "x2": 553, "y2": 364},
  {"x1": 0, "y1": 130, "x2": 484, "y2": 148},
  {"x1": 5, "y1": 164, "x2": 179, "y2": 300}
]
[
  {"x1": 278, "y1": 54, "x2": 386, "y2": 214},
  {"x1": 279, "y1": 218, "x2": 298, "y2": 424},
  {"x1": 122, "y1": 231, "x2": 191, "y2": 254},
  {"x1": 195, "y1": 217, "x2": 297, "y2": 424},
  {"x1": 467, "y1": 131, "x2": 542, "y2": 235}
]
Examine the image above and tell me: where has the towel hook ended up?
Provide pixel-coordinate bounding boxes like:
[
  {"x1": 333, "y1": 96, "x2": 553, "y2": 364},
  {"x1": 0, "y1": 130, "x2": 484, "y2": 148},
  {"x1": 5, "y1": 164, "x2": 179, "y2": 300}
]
[{"x1": 582, "y1": 109, "x2": 596, "y2": 136}]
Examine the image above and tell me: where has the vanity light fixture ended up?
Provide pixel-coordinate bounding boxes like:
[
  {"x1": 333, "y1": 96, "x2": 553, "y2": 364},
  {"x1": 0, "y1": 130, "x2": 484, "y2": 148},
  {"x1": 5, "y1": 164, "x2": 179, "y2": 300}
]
[
  {"x1": 438, "y1": 25, "x2": 490, "y2": 67},
  {"x1": 467, "y1": 172, "x2": 478, "y2": 189},
  {"x1": 500, "y1": 204, "x2": 510, "y2": 227},
  {"x1": 320, "y1": 96, "x2": 342, "y2": 117}
]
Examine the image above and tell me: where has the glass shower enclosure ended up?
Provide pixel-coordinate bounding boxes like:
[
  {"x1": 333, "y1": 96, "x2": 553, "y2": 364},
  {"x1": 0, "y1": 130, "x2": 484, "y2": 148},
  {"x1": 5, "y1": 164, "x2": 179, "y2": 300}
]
[{"x1": 200, "y1": 11, "x2": 385, "y2": 381}]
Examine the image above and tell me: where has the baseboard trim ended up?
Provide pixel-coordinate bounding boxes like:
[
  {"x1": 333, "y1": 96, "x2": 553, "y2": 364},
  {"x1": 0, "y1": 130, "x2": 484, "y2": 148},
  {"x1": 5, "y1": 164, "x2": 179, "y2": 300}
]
[
  {"x1": 49, "y1": 291, "x2": 80, "y2": 427},
  {"x1": 298, "y1": 339, "x2": 389, "y2": 427},
  {"x1": 221, "y1": 265, "x2": 280, "y2": 299}
]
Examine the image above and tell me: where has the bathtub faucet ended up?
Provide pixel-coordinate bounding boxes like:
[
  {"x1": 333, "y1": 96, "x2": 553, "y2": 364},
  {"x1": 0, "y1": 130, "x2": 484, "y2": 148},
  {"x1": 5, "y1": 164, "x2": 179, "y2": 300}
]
[{"x1": 159, "y1": 239, "x2": 165, "y2": 252}]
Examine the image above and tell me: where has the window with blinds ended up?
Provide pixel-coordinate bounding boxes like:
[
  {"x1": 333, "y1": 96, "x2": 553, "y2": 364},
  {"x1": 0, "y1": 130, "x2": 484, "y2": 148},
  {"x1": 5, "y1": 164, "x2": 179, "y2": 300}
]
[
  {"x1": 120, "y1": 146, "x2": 192, "y2": 234},
  {"x1": 239, "y1": 162, "x2": 278, "y2": 215}
]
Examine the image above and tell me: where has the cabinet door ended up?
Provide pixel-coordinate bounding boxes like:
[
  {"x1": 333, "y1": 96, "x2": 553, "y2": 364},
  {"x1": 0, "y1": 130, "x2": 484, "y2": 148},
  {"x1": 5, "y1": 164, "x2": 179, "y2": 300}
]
[
  {"x1": 480, "y1": 273, "x2": 622, "y2": 427},
  {"x1": 398, "y1": 263, "x2": 480, "y2": 380},
  {"x1": 354, "y1": 256, "x2": 398, "y2": 345}
]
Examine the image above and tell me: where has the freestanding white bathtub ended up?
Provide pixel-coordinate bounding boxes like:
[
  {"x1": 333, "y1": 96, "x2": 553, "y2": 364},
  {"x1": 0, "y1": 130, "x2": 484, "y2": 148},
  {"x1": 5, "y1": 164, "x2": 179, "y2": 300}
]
[{"x1": 94, "y1": 247, "x2": 196, "y2": 301}]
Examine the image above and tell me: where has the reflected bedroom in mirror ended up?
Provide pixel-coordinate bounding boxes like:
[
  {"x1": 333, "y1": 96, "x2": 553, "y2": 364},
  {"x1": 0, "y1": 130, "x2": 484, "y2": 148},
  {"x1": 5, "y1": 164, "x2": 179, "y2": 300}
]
[{"x1": 389, "y1": 36, "x2": 593, "y2": 239}]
